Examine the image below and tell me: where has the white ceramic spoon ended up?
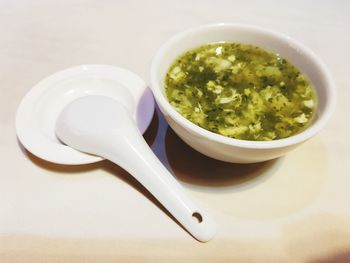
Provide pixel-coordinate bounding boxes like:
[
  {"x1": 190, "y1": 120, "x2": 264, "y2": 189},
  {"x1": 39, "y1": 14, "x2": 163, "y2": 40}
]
[
  {"x1": 16, "y1": 65, "x2": 216, "y2": 242},
  {"x1": 55, "y1": 95, "x2": 216, "y2": 242}
]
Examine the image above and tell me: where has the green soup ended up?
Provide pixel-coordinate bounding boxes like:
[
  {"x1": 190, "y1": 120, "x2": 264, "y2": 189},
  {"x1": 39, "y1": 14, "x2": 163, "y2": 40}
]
[{"x1": 165, "y1": 42, "x2": 317, "y2": 141}]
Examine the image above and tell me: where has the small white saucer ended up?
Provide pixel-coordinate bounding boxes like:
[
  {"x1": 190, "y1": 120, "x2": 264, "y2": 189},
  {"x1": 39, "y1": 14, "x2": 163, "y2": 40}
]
[{"x1": 16, "y1": 65, "x2": 154, "y2": 165}]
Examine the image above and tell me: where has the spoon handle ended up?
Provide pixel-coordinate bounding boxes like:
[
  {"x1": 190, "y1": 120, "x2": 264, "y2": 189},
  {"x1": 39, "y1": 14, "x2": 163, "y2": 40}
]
[{"x1": 99, "y1": 112, "x2": 216, "y2": 242}]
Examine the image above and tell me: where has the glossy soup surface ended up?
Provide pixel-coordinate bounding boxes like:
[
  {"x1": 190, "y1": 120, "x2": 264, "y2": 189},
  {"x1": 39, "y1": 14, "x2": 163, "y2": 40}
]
[{"x1": 165, "y1": 42, "x2": 317, "y2": 141}]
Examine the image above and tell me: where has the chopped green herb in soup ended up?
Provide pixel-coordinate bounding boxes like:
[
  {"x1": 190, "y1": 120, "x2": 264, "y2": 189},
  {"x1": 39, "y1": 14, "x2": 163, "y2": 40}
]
[{"x1": 165, "y1": 42, "x2": 317, "y2": 141}]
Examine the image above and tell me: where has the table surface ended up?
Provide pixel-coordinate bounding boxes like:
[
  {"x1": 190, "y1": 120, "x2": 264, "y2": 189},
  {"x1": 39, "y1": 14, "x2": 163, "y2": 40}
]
[{"x1": 1, "y1": 0, "x2": 350, "y2": 262}]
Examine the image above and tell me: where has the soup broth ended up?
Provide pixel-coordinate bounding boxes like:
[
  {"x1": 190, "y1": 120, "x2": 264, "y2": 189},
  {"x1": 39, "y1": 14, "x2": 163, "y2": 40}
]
[{"x1": 165, "y1": 42, "x2": 316, "y2": 141}]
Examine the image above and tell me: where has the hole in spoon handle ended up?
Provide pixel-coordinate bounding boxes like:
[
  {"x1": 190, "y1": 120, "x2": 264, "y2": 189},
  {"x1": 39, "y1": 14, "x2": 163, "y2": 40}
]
[{"x1": 192, "y1": 212, "x2": 203, "y2": 223}]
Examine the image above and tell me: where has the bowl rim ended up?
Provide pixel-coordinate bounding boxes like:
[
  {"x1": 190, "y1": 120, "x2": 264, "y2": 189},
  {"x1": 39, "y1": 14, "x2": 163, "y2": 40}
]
[{"x1": 150, "y1": 23, "x2": 336, "y2": 149}]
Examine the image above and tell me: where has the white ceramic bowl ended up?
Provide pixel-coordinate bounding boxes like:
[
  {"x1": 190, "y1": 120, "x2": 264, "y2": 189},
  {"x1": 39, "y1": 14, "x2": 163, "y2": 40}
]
[{"x1": 150, "y1": 23, "x2": 336, "y2": 163}]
